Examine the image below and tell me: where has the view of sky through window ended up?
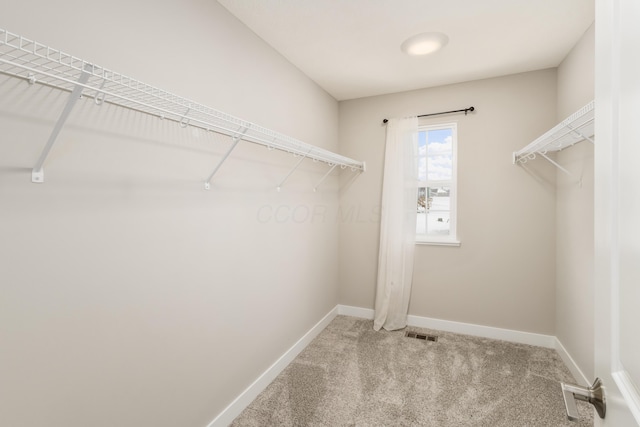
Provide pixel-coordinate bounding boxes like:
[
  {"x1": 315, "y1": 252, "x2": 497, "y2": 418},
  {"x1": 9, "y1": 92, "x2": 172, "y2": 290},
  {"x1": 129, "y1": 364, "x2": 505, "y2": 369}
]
[{"x1": 418, "y1": 128, "x2": 453, "y2": 181}]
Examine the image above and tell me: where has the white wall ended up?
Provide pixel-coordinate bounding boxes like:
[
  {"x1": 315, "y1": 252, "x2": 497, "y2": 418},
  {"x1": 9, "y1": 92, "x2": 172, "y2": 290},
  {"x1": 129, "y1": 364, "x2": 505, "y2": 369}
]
[
  {"x1": 339, "y1": 69, "x2": 558, "y2": 335},
  {"x1": 0, "y1": 1, "x2": 341, "y2": 426},
  {"x1": 555, "y1": 23, "x2": 595, "y2": 381}
]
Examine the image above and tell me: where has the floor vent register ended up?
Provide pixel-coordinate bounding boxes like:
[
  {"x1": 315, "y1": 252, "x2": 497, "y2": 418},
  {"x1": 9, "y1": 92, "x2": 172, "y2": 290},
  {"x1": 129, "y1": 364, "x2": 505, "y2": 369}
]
[{"x1": 405, "y1": 331, "x2": 438, "y2": 342}]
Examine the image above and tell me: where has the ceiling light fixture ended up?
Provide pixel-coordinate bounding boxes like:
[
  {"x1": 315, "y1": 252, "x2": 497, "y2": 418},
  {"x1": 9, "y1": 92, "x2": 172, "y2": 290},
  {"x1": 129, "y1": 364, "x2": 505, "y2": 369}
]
[{"x1": 401, "y1": 32, "x2": 449, "y2": 56}]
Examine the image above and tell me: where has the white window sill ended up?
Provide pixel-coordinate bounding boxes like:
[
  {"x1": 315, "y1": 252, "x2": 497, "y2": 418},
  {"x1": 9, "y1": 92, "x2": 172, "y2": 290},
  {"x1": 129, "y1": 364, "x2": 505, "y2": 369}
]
[{"x1": 415, "y1": 239, "x2": 461, "y2": 247}]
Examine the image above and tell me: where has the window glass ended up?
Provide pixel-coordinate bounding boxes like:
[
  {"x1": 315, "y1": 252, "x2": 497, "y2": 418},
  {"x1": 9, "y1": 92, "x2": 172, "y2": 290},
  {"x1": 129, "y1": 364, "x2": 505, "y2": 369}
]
[{"x1": 416, "y1": 124, "x2": 457, "y2": 244}]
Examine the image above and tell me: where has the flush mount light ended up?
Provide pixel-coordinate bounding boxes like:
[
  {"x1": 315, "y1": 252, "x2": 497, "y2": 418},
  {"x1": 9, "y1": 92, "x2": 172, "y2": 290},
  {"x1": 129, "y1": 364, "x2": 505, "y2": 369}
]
[{"x1": 401, "y1": 32, "x2": 449, "y2": 56}]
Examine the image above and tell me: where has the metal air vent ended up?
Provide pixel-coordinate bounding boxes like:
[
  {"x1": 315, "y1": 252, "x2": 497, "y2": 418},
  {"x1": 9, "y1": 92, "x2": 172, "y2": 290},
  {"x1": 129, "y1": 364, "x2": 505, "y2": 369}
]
[{"x1": 405, "y1": 331, "x2": 438, "y2": 342}]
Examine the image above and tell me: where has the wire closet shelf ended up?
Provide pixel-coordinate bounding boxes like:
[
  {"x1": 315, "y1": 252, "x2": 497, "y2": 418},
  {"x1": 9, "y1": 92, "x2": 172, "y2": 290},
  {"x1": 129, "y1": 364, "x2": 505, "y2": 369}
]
[
  {"x1": 0, "y1": 28, "x2": 365, "y2": 188},
  {"x1": 513, "y1": 100, "x2": 594, "y2": 171}
]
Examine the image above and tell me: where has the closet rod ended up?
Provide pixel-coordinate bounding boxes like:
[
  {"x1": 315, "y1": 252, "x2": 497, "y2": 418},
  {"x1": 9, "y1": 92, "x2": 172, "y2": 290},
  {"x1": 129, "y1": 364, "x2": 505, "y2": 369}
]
[{"x1": 382, "y1": 106, "x2": 475, "y2": 124}]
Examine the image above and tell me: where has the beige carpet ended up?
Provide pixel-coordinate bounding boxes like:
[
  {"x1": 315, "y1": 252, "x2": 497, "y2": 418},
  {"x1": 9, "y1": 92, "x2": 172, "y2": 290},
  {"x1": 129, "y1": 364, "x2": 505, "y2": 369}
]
[{"x1": 231, "y1": 316, "x2": 593, "y2": 426}]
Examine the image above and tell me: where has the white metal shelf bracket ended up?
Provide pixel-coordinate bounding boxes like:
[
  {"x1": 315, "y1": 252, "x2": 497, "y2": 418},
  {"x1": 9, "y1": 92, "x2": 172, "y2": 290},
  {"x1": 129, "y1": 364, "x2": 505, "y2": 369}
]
[
  {"x1": 31, "y1": 64, "x2": 92, "y2": 183},
  {"x1": 538, "y1": 152, "x2": 573, "y2": 177},
  {"x1": 94, "y1": 79, "x2": 107, "y2": 106},
  {"x1": 566, "y1": 124, "x2": 595, "y2": 144},
  {"x1": 313, "y1": 164, "x2": 338, "y2": 192},
  {"x1": 180, "y1": 108, "x2": 191, "y2": 128},
  {"x1": 277, "y1": 149, "x2": 312, "y2": 192},
  {"x1": 204, "y1": 126, "x2": 249, "y2": 190}
]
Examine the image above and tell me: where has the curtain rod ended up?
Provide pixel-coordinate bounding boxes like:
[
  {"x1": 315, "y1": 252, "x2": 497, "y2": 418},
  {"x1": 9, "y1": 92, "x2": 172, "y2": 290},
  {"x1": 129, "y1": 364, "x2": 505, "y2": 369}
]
[{"x1": 382, "y1": 106, "x2": 475, "y2": 124}]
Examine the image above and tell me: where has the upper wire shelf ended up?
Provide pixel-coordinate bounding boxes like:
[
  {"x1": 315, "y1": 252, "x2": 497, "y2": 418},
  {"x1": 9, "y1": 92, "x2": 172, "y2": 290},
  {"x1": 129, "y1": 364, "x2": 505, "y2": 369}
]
[
  {"x1": 513, "y1": 100, "x2": 594, "y2": 169},
  {"x1": 0, "y1": 28, "x2": 365, "y2": 187}
]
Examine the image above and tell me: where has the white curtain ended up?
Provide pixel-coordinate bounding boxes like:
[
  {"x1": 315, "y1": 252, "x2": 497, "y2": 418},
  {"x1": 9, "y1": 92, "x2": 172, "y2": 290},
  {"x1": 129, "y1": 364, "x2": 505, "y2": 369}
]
[{"x1": 374, "y1": 117, "x2": 418, "y2": 331}]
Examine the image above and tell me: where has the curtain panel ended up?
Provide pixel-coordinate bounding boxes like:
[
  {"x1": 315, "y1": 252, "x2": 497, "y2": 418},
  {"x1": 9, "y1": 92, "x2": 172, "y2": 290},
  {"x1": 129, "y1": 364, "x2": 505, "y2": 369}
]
[{"x1": 374, "y1": 117, "x2": 418, "y2": 331}]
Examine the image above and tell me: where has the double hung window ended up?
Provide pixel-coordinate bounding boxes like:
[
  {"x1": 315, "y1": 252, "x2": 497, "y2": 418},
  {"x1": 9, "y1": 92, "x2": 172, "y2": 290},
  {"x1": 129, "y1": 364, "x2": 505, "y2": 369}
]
[{"x1": 416, "y1": 123, "x2": 459, "y2": 245}]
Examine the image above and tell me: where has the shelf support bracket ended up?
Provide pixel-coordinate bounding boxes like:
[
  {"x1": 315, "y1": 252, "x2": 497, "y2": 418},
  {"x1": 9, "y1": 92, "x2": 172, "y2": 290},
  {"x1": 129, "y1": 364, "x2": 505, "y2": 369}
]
[
  {"x1": 313, "y1": 164, "x2": 338, "y2": 192},
  {"x1": 277, "y1": 149, "x2": 312, "y2": 192},
  {"x1": 539, "y1": 152, "x2": 573, "y2": 177},
  {"x1": 204, "y1": 126, "x2": 249, "y2": 190},
  {"x1": 180, "y1": 107, "x2": 191, "y2": 128},
  {"x1": 94, "y1": 79, "x2": 107, "y2": 106},
  {"x1": 566, "y1": 124, "x2": 595, "y2": 144},
  {"x1": 31, "y1": 65, "x2": 92, "y2": 183}
]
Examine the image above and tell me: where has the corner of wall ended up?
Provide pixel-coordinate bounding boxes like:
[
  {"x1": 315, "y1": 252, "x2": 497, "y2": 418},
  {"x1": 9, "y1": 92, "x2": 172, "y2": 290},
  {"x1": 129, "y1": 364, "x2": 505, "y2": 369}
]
[{"x1": 554, "y1": 20, "x2": 596, "y2": 381}]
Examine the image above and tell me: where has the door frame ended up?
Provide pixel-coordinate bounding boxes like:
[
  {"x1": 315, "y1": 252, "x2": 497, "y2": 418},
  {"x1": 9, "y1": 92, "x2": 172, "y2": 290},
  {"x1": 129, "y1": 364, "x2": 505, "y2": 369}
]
[{"x1": 594, "y1": 0, "x2": 640, "y2": 424}]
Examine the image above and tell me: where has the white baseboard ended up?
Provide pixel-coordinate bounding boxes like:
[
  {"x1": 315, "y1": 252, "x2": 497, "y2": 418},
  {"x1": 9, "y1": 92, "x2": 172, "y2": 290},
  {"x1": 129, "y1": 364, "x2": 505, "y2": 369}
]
[
  {"x1": 407, "y1": 314, "x2": 556, "y2": 349},
  {"x1": 337, "y1": 304, "x2": 375, "y2": 319},
  {"x1": 337, "y1": 304, "x2": 555, "y2": 348},
  {"x1": 555, "y1": 338, "x2": 590, "y2": 386},
  {"x1": 206, "y1": 306, "x2": 338, "y2": 427}
]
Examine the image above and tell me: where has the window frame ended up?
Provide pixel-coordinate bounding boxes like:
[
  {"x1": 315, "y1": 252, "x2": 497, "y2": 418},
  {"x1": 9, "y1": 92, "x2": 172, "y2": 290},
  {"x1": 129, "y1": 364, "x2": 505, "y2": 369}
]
[{"x1": 415, "y1": 122, "x2": 460, "y2": 246}]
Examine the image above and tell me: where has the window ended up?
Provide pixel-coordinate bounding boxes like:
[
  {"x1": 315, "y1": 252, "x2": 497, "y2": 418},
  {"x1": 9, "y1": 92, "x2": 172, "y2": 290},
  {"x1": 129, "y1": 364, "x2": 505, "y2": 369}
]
[{"x1": 416, "y1": 123, "x2": 459, "y2": 245}]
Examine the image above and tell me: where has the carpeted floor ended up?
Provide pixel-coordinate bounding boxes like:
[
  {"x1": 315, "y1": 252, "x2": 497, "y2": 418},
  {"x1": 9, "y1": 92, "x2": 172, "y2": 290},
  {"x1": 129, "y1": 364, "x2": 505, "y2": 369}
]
[{"x1": 231, "y1": 316, "x2": 593, "y2": 426}]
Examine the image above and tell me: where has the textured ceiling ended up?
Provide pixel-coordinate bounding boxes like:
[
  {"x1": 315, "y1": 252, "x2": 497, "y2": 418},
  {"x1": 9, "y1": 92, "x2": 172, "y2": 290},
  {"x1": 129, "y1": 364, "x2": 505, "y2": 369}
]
[{"x1": 217, "y1": 0, "x2": 595, "y2": 101}]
